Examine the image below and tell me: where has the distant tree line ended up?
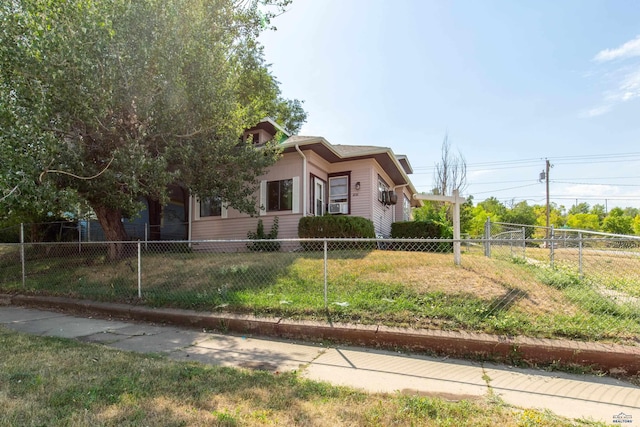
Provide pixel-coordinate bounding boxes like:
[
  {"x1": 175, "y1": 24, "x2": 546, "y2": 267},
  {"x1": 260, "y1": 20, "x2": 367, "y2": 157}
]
[{"x1": 413, "y1": 197, "x2": 640, "y2": 238}]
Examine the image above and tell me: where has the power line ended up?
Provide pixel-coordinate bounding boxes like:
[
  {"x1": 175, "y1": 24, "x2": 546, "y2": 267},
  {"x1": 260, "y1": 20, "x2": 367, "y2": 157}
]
[
  {"x1": 551, "y1": 180, "x2": 640, "y2": 187},
  {"x1": 411, "y1": 152, "x2": 640, "y2": 172},
  {"x1": 472, "y1": 183, "x2": 541, "y2": 195}
]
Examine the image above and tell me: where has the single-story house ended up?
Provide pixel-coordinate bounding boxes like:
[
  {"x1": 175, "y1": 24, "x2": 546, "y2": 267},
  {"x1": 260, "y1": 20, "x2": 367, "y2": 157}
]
[{"x1": 188, "y1": 120, "x2": 422, "y2": 240}]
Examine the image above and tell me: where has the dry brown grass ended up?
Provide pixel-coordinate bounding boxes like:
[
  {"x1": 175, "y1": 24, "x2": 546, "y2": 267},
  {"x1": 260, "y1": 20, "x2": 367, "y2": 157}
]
[
  {"x1": 328, "y1": 251, "x2": 579, "y2": 317},
  {"x1": 0, "y1": 327, "x2": 581, "y2": 426}
]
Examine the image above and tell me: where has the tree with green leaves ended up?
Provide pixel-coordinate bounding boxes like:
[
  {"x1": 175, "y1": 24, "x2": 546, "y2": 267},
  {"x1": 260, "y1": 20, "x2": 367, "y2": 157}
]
[
  {"x1": 633, "y1": 215, "x2": 640, "y2": 236},
  {"x1": 591, "y1": 204, "x2": 607, "y2": 223},
  {"x1": 466, "y1": 204, "x2": 499, "y2": 237},
  {"x1": 602, "y1": 207, "x2": 634, "y2": 235},
  {"x1": 477, "y1": 197, "x2": 507, "y2": 219},
  {"x1": 533, "y1": 203, "x2": 565, "y2": 238},
  {"x1": 565, "y1": 213, "x2": 600, "y2": 231},
  {"x1": 568, "y1": 202, "x2": 590, "y2": 215},
  {"x1": 503, "y1": 200, "x2": 536, "y2": 226},
  {"x1": 0, "y1": 0, "x2": 305, "y2": 258}
]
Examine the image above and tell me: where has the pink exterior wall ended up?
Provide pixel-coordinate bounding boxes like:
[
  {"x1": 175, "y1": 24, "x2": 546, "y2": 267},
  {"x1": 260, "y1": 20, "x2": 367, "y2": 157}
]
[
  {"x1": 190, "y1": 147, "x2": 416, "y2": 241},
  {"x1": 191, "y1": 151, "x2": 304, "y2": 240},
  {"x1": 371, "y1": 165, "x2": 396, "y2": 237}
]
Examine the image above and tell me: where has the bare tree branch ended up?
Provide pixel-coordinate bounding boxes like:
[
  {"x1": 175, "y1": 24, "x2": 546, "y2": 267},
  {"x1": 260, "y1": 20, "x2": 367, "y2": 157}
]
[
  {"x1": 38, "y1": 156, "x2": 116, "y2": 183},
  {"x1": 433, "y1": 134, "x2": 467, "y2": 196},
  {"x1": 0, "y1": 185, "x2": 20, "y2": 202}
]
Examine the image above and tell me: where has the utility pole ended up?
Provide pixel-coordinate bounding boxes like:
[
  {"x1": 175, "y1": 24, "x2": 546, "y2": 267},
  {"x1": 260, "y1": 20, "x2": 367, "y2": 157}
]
[
  {"x1": 545, "y1": 159, "x2": 551, "y2": 236},
  {"x1": 539, "y1": 159, "x2": 552, "y2": 239}
]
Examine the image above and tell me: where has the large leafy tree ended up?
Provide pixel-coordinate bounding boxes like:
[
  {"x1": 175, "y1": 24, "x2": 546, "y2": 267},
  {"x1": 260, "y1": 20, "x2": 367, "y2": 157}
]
[
  {"x1": 533, "y1": 203, "x2": 565, "y2": 238},
  {"x1": 0, "y1": 0, "x2": 304, "y2": 257},
  {"x1": 568, "y1": 202, "x2": 590, "y2": 215},
  {"x1": 602, "y1": 208, "x2": 634, "y2": 235},
  {"x1": 565, "y1": 213, "x2": 600, "y2": 231},
  {"x1": 633, "y1": 215, "x2": 640, "y2": 236}
]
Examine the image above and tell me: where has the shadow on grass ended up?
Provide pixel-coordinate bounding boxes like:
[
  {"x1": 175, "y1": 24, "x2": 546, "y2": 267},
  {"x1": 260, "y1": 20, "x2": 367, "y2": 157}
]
[{"x1": 0, "y1": 329, "x2": 365, "y2": 426}]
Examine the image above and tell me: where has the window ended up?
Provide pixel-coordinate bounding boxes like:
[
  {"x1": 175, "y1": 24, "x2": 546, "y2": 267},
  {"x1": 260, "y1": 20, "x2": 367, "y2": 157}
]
[
  {"x1": 200, "y1": 196, "x2": 222, "y2": 217},
  {"x1": 403, "y1": 195, "x2": 411, "y2": 221},
  {"x1": 248, "y1": 131, "x2": 261, "y2": 144},
  {"x1": 267, "y1": 179, "x2": 293, "y2": 211},
  {"x1": 313, "y1": 177, "x2": 326, "y2": 215},
  {"x1": 329, "y1": 176, "x2": 348, "y2": 203},
  {"x1": 378, "y1": 176, "x2": 389, "y2": 203}
]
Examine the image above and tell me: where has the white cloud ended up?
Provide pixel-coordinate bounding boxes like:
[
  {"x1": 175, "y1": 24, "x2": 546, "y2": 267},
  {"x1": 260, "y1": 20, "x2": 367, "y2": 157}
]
[
  {"x1": 468, "y1": 169, "x2": 492, "y2": 180},
  {"x1": 581, "y1": 104, "x2": 612, "y2": 118},
  {"x1": 593, "y1": 35, "x2": 640, "y2": 62},
  {"x1": 564, "y1": 184, "x2": 620, "y2": 198},
  {"x1": 616, "y1": 69, "x2": 640, "y2": 101},
  {"x1": 584, "y1": 36, "x2": 640, "y2": 118}
]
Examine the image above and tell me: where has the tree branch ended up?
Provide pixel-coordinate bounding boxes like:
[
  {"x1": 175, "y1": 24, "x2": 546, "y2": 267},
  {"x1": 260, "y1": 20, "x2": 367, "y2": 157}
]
[
  {"x1": 39, "y1": 156, "x2": 116, "y2": 183},
  {"x1": 0, "y1": 185, "x2": 20, "y2": 202}
]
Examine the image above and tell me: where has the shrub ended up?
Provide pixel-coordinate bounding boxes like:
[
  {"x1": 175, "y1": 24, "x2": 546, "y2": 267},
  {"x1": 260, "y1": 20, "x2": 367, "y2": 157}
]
[
  {"x1": 391, "y1": 221, "x2": 447, "y2": 239},
  {"x1": 247, "y1": 217, "x2": 280, "y2": 252},
  {"x1": 390, "y1": 221, "x2": 452, "y2": 252},
  {"x1": 298, "y1": 215, "x2": 375, "y2": 250}
]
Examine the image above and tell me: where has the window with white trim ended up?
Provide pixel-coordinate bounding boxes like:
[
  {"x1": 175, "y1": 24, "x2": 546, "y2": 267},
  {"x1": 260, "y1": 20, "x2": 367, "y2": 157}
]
[
  {"x1": 403, "y1": 195, "x2": 411, "y2": 221},
  {"x1": 378, "y1": 176, "x2": 389, "y2": 203},
  {"x1": 200, "y1": 196, "x2": 222, "y2": 217},
  {"x1": 329, "y1": 176, "x2": 348, "y2": 204},
  {"x1": 313, "y1": 176, "x2": 326, "y2": 215},
  {"x1": 267, "y1": 179, "x2": 293, "y2": 211}
]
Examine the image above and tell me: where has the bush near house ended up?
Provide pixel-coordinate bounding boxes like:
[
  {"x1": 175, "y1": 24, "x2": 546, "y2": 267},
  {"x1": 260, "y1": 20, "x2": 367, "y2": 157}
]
[
  {"x1": 298, "y1": 215, "x2": 375, "y2": 250},
  {"x1": 247, "y1": 217, "x2": 280, "y2": 252},
  {"x1": 391, "y1": 221, "x2": 453, "y2": 252}
]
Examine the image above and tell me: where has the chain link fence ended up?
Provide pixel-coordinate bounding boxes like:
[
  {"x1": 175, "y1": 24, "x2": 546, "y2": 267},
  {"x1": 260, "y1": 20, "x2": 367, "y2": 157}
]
[
  {"x1": 1, "y1": 235, "x2": 638, "y2": 345},
  {"x1": 0, "y1": 221, "x2": 188, "y2": 244}
]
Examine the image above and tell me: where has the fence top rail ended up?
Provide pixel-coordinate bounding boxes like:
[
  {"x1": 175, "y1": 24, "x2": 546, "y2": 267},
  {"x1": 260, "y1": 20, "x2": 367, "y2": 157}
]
[
  {"x1": 3, "y1": 237, "x2": 468, "y2": 246},
  {"x1": 554, "y1": 229, "x2": 640, "y2": 240},
  {"x1": 492, "y1": 221, "x2": 640, "y2": 241},
  {"x1": 4, "y1": 236, "x2": 639, "y2": 246},
  {"x1": 493, "y1": 221, "x2": 543, "y2": 229}
]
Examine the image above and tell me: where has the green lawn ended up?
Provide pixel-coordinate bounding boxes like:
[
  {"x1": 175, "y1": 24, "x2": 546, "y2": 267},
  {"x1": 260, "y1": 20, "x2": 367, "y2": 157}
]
[{"x1": 1, "y1": 244, "x2": 639, "y2": 343}]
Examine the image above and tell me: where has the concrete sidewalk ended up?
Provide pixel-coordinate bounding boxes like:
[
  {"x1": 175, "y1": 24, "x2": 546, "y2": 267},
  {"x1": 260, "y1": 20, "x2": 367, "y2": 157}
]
[{"x1": 0, "y1": 306, "x2": 638, "y2": 425}]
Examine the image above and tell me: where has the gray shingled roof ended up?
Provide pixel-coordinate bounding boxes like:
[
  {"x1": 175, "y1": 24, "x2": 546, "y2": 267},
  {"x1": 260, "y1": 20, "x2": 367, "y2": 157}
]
[{"x1": 331, "y1": 144, "x2": 389, "y2": 157}]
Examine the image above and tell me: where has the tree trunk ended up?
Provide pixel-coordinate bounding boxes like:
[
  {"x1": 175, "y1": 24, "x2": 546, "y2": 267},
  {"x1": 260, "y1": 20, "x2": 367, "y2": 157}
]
[
  {"x1": 93, "y1": 205, "x2": 129, "y2": 260},
  {"x1": 147, "y1": 198, "x2": 162, "y2": 240}
]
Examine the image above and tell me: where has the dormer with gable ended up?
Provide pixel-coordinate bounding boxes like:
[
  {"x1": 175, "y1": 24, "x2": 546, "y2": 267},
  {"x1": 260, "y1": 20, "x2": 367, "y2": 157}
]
[{"x1": 243, "y1": 118, "x2": 290, "y2": 144}]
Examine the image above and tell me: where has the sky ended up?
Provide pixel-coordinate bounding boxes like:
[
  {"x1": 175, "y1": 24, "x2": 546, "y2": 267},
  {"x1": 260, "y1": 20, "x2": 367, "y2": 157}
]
[{"x1": 258, "y1": 0, "x2": 640, "y2": 211}]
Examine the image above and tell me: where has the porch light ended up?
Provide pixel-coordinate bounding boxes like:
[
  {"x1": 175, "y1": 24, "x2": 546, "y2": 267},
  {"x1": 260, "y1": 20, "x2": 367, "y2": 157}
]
[{"x1": 355, "y1": 182, "x2": 361, "y2": 190}]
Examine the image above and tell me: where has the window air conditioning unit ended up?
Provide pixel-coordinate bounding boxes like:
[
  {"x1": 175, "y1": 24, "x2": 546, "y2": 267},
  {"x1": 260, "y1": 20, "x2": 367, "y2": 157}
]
[
  {"x1": 387, "y1": 191, "x2": 398, "y2": 205},
  {"x1": 328, "y1": 202, "x2": 348, "y2": 214},
  {"x1": 382, "y1": 191, "x2": 398, "y2": 205}
]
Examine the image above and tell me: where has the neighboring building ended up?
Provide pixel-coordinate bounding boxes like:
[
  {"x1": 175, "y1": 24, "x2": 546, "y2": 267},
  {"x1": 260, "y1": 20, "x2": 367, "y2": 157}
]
[{"x1": 189, "y1": 121, "x2": 422, "y2": 240}]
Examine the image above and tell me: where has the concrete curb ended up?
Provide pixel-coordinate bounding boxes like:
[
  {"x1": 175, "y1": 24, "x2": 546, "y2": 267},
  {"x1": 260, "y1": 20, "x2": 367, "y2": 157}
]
[{"x1": 3, "y1": 294, "x2": 639, "y2": 375}]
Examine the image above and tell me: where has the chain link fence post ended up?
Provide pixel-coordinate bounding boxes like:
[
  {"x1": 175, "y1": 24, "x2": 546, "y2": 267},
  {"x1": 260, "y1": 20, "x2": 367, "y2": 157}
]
[
  {"x1": 323, "y1": 239, "x2": 328, "y2": 310},
  {"x1": 137, "y1": 240, "x2": 142, "y2": 299},
  {"x1": 484, "y1": 217, "x2": 491, "y2": 258},
  {"x1": 578, "y1": 231, "x2": 583, "y2": 278},
  {"x1": 550, "y1": 225, "x2": 555, "y2": 269},
  {"x1": 20, "y1": 223, "x2": 25, "y2": 288}
]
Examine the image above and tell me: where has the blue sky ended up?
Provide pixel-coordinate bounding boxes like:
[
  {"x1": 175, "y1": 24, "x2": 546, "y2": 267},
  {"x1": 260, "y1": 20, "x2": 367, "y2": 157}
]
[{"x1": 259, "y1": 0, "x2": 640, "y2": 210}]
